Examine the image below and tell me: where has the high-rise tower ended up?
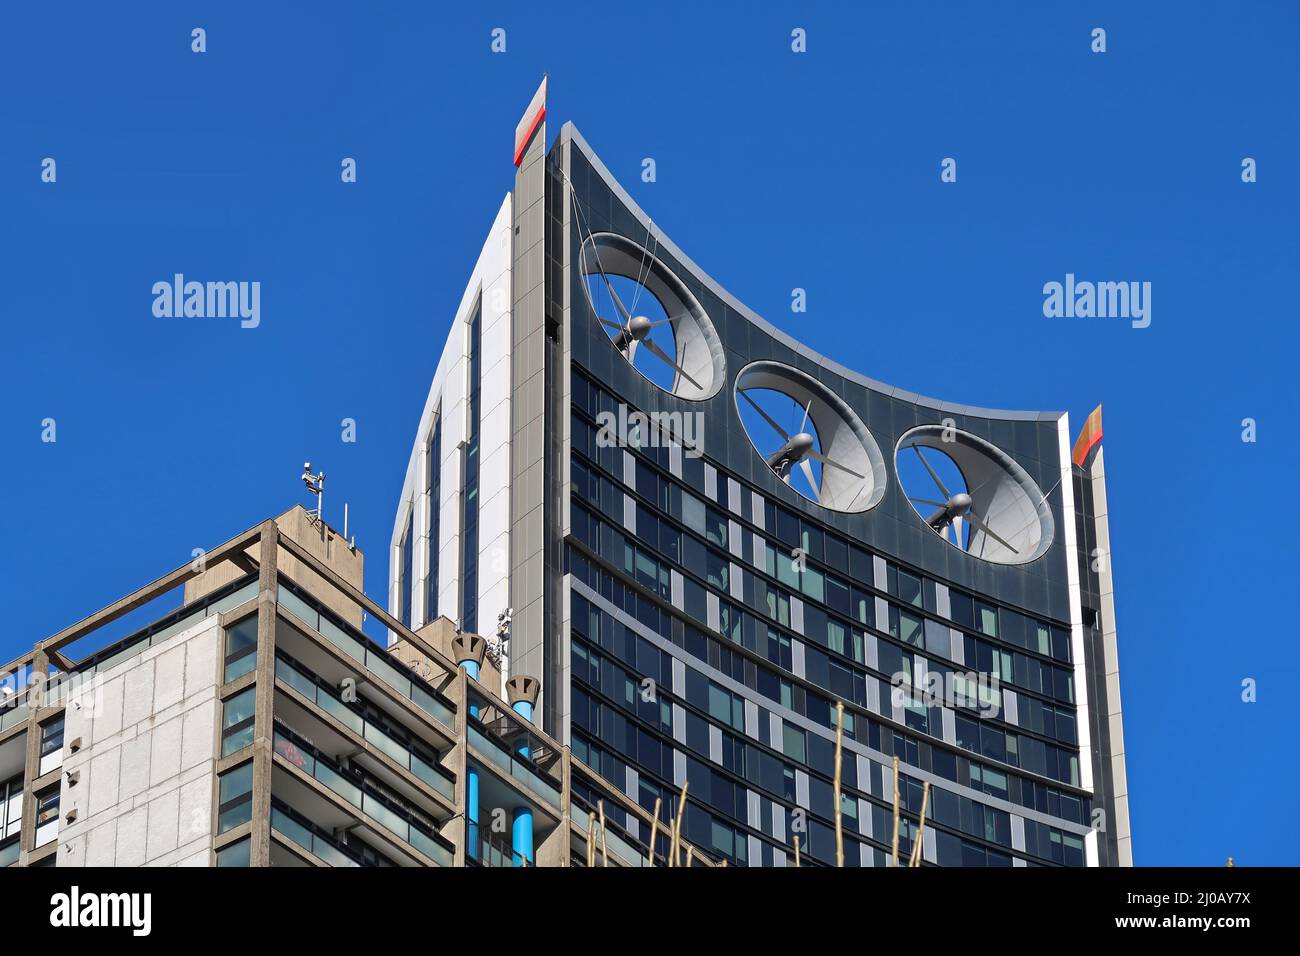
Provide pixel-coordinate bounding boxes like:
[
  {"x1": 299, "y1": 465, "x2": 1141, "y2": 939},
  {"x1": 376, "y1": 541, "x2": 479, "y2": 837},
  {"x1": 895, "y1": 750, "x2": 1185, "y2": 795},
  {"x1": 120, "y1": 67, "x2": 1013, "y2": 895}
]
[{"x1": 390, "y1": 81, "x2": 1130, "y2": 867}]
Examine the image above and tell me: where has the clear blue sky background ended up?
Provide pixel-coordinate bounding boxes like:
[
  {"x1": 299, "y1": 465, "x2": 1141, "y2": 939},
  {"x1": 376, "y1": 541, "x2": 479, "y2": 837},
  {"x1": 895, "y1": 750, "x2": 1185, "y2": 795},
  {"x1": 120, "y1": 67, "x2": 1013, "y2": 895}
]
[{"x1": 1, "y1": 2, "x2": 1296, "y2": 865}]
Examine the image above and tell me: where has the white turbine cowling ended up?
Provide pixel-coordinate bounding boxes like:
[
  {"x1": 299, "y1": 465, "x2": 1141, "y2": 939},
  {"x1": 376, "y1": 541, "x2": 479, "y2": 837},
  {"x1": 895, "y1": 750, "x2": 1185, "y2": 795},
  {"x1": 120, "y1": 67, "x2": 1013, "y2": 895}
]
[
  {"x1": 579, "y1": 232, "x2": 725, "y2": 400},
  {"x1": 734, "y1": 361, "x2": 887, "y2": 513},
  {"x1": 897, "y1": 426, "x2": 1054, "y2": 564}
]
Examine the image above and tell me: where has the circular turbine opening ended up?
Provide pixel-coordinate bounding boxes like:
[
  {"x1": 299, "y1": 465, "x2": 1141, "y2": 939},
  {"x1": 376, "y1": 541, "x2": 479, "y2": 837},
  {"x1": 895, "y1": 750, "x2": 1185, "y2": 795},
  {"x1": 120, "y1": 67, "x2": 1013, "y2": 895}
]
[
  {"x1": 580, "y1": 232, "x2": 724, "y2": 400},
  {"x1": 734, "y1": 362, "x2": 886, "y2": 513},
  {"x1": 895, "y1": 425, "x2": 1054, "y2": 564}
]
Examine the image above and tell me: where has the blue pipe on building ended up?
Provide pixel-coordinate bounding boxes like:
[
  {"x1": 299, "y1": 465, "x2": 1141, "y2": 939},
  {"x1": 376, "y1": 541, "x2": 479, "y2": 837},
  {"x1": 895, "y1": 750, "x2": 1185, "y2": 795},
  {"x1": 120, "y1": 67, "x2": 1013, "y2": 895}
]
[
  {"x1": 511, "y1": 698, "x2": 534, "y2": 866},
  {"x1": 461, "y1": 657, "x2": 480, "y2": 860}
]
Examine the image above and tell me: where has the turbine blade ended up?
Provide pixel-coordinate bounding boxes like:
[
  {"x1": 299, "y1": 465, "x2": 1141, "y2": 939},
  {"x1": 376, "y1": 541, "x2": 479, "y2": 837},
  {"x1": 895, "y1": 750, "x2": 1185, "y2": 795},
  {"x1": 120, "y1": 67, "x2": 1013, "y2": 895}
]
[
  {"x1": 799, "y1": 458, "x2": 822, "y2": 504},
  {"x1": 597, "y1": 316, "x2": 625, "y2": 332},
  {"x1": 912, "y1": 445, "x2": 951, "y2": 499},
  {"x1": 642, "y1": 338, "x2": 703, "y2": 391},
  {"x1": 965, "y1": 474, "x2": 998, "y2": 499},
  {"x1": 909, "y1": 497, "x2": 947, "y2": 508},
  {"x1": 967, "y1": 511, "x2": 1019, "y2": 555},
  {"x1": 604, "y1": 276, "x2": 633, "y2": 325},
  {"x1": 806, "y1": 449, "x2": 864, "y2": 480},
  {"x1": 799, "y1": 398, "x2": 812, "y2": 434},
  {"x1": 738, "y1": 389, "x2": 791, "y2": 441}
]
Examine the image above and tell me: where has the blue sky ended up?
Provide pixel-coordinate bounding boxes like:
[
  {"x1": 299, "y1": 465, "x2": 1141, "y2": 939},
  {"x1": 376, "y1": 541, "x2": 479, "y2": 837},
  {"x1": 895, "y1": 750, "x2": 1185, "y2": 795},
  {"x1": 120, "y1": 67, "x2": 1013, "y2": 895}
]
[{"x1": 1, "y1": 2, "x2": 1296, "y2": 865}]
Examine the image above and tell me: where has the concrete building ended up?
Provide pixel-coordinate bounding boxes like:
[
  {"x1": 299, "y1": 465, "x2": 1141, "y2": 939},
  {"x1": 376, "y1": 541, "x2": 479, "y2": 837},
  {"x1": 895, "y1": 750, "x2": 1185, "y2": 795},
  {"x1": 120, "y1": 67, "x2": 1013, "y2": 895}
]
[
  {"x1": 389, "y1": 81, "x2": 1130, "y2": 866},
  {"x1": 1, "y1": 506, "x2": 704, "y2": 867}
]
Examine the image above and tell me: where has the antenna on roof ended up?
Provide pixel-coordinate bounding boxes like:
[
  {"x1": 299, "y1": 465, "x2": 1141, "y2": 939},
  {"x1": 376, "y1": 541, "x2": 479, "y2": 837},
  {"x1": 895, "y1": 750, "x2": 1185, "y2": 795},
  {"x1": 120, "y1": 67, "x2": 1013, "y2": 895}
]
[{"x1": 302, "y1": 462, "x2": 325, "y2": 525}]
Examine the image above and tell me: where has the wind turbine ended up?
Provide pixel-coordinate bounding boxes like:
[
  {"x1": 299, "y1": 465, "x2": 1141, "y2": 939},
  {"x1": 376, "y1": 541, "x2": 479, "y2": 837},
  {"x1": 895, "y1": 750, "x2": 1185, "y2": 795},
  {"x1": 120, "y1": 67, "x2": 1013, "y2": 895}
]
[
  {"x1": 590, "y1": 271, "x2": 703, "y2": 392},
  {"x1": 737, "y1": 388, "x2": 864, "y2": 506},
  {"x1": 904, "y1": 444, "x2": 1018, "y2": 556}
]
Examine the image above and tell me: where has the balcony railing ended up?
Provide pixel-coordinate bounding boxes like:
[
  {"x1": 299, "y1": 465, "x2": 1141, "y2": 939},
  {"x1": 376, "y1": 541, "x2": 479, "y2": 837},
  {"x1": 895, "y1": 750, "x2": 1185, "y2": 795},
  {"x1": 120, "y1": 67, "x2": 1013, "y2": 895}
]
[
  {"x1": 71, "y1": 575, "x2": 259, "y2": 679},
  {"x1": 467, "y1": 695, "x2": 562, "y2": 808},
  {"x1": 276, "y1": 578, "x2": 457, "y2": 732},
  {"x1": 467, "y1": 825, "x2": 531, "y2": 868},
  {"x1": 270, "y1": 799, "x2": 365, "y2": 867},
  {"x1": 0, "y1": 702, "x2": 26, "y2": 733},
  {"x1": 272, "y1": 724, "x2": 454, "y2": 867},
  {"x1": 0, "y1": 575, "x2": 259, "y2": 721},
  {"x1": 569, "y1": 800, "x2": 655, "y2": 867},
  {"x1": 275, "y1": 652, "x2": 455, "y2": 803}
]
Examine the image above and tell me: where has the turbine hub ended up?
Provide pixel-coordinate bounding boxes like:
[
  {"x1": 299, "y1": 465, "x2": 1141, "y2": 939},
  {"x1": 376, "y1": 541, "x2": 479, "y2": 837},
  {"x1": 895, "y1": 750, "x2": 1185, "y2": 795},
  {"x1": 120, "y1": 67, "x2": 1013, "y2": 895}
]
[
  {"x1": 949, "y1": 492, "x2": 972, "y2": 513},
  {"x1": 628, "y1": 315, "x2": 653, "y2": 340}
]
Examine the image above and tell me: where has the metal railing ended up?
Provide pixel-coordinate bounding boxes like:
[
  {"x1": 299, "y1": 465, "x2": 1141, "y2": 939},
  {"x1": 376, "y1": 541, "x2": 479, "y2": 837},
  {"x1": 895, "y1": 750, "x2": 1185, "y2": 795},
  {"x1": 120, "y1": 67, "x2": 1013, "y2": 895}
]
[
  {"x1": 275, "y1": 652, "x2": 456, "y2": 803},
  {"x1": 277, "y1": 578, "x2": 457, "y2": 731},
  {"x1": 272, "y1": 724, "x2": 454, "y2": 867}
]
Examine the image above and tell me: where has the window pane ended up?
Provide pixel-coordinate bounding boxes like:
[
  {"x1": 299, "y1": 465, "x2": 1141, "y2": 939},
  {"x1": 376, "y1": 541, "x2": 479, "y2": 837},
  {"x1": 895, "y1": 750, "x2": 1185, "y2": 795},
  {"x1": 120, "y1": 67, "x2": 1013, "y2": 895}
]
[
  {"x1": 222, "y1": 688, "x2": 255, "y2": 729},
  {"x1": 216, "y1": 838, "x2": 251, "y2": 867}
]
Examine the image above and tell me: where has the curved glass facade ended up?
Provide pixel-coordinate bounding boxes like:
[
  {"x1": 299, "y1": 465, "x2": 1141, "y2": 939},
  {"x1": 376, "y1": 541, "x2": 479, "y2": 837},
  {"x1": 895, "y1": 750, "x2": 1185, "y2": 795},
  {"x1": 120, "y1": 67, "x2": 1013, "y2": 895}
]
[{"x1": 547, "y1": 125, "x2": 1123, "y2": 867}]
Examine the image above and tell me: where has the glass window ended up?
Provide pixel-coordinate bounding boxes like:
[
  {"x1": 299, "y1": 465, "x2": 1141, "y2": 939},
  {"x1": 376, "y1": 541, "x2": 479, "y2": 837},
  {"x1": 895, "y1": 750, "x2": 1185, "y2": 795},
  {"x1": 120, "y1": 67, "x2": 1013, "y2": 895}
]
[
  {"x1": 801, "y1": 564, "x2": 824, "y2": 603},
  {"x1": 799, "y1": 523, "x2": 823, "y2": 563},
  {"x1": 824, "y1": 533, "x2": 848, "y2": 572},
  {"x1": 399, "y1": 513, "x2": 414, "y2": 629},
  {"x1": 783, "y1": 724, "x2": 806, "y2": 763},
  {"x1": 949, "y1": 590, "x2": 974, "y2": 629},
  {"x1": 775, "y1": 549, "x2": 800, "y2": 590},
  {"x1": 898, "y1": 609, "x2": 924, "y2": 648},
  {"x1": 40, "y1": 716, "x2": 64, "y2": 756},
  {"x1": 35, "y1": 788, "x2": 59, "y2": 827},
  {"x1": 1051, "y1": 627, "x2": 1072, "y2": 663},
  {"x1": 217, "y1": 762, "x2": 254, "y2": 833},
  {"x1": 706, "y1": 550, "x2": 729, "y2": 592},
  {"x1": 223, "y1": 615, "x2": 258, "y2": 682},
  {"x1": 998, "y1": 609, "x2": 1026, "y2": 648},
  {"x1": 775, "y1": 507, "x2": 799, "y2": 548},
  {"x1": 461, "y1": 303, "x2": 483, "y2": 634},
  {"x1": 1, "y1": 774, "x2": 24, "y2": 838},
  {"x1": 1034, "y1": 622, "x2": 1052, "y2": 656},
  {"x1": 848, "y1": 546, "x2": 873, "y2": 585},
  {"x1": 707, "y1": 683, "x2": 743, "y2": 731},
  {"x1": 851, "y1": 587, "x2": 874, "y2": 627},
  {"x1": 216, "y1": 838, "x2": 251, "y2": 867},
  {"x1": 681, "y1": 491, "x2": 706, "y2": 537},
  {"x1": 705, "y1": 507, "x2": 728, "y2": 550},
  {"x1": 425, "y1": 417, "x2": 442, "y2": 621},
  {"x1": 221, "y1": 687, "x2": 256, "y2": 757},
  {"x1": 824, "y1": 575, "x2": 849, "y2": 616},
  {"x1": 895, "y1": 569, "x2": 923, "y2": 608}
]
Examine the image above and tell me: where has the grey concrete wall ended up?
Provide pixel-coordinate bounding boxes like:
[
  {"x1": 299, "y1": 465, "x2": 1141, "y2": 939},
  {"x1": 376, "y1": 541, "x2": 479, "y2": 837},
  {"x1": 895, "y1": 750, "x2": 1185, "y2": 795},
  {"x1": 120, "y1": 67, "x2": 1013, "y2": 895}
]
[
  {"x1": 57, "y1": 615, "x2": 221, "y2": 867},
  {"x1": 188, "y1": 505, "x2": 364, "y2": 628}
]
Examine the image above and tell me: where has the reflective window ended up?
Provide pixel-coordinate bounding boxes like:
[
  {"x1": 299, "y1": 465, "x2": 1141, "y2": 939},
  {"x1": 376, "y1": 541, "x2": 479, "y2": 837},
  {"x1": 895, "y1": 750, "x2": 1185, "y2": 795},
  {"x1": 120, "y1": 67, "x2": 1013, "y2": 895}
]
[
  {"x1": 461, "y1": 303, "x2": 482, "y2": 634},
  {"x1": 426, "y1": 417, "x2": 441, "y2": 621},
  {"x1": 216, "y1": 837, "x2": 251, "y2": 867},
  {"x1": 217, "y1": 762, "x2": 253, "y2": 833},
  {"x1": 399, "y1": 513, "x2": 414, "y2": 629},
  {"x1": 221, "y1": 687, "x2": 256, "y2": 756},
  {"x1": 223, "y1": 615, "x2": 258, "y2": 683}
]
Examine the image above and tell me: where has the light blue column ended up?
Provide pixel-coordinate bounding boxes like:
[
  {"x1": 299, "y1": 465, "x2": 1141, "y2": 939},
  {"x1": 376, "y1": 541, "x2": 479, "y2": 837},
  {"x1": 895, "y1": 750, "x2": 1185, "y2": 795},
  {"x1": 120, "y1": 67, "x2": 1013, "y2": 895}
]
[
  {"x1": 461, "y1": 658, "x2": 480, "y2": 860},
  {"x1": 511, "y1": 698, "x2": 534, "y2": 866}
]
